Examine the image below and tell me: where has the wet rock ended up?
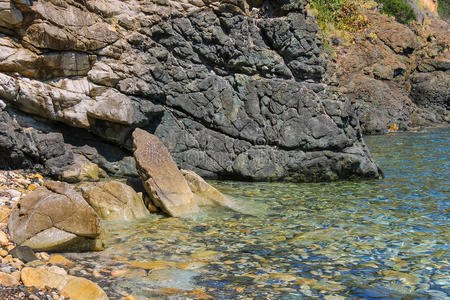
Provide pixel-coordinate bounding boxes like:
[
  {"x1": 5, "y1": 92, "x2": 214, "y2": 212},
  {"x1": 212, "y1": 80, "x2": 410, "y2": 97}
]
[
  {"x1": 181, "y1": 169, "x2": 234, "y2": 209},
  {"x1": 21, "y1": 266, "x2": 108, "y2": 300},
  {"x1": 9, "y1": 246, "x2": 37, "y2": 263},
  {"x1": 268, "y1": 273, "x2": 298, "y2": 282},
  {"x1": 8, "y1": 181, "x2": 103, "y2": 252},
  {"x1": 133, "y1": 128, "x2": 198, "y2": 217},
  {"x1": 129, "y1": 260, "x2": 207, "y2": 272},
  {"x1": 81, "y1": 180, "x2": 149, "y2": 221}
]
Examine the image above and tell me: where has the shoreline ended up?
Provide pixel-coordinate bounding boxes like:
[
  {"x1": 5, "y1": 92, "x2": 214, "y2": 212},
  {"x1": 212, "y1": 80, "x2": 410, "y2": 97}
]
[{"x1": 1, "y1": 126, "x2": 448, "y2": 299}]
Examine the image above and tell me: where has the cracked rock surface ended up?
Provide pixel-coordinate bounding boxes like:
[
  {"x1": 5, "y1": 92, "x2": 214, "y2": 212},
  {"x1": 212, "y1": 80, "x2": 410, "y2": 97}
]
[
  {"x1": 0, "y1": 0, "x2": 382, "y2": 181},
  {"x1": 326, "y1": 10, "x2": 449, "y2": 135},
  {"x1": 7, "y1": 180, "x2": 103, "y2": 252}
]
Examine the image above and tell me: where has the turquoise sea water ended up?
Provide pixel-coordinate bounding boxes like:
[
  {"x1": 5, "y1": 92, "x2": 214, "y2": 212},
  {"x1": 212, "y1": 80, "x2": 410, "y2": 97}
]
[{"x1": 69, "y1": 127, "x2": 449, "y2": 299}]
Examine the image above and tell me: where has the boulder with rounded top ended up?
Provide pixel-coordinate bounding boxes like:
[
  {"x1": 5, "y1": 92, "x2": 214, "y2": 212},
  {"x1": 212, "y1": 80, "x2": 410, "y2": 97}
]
[{"x1": 8, "y1": 181, "x2": 103, "y2": 252}]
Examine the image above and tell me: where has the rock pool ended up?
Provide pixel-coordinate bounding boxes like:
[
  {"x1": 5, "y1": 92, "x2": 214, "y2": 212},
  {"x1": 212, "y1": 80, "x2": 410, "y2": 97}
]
[{"x1": 66, "y1": 128, "x2": 449, "y2": 299}]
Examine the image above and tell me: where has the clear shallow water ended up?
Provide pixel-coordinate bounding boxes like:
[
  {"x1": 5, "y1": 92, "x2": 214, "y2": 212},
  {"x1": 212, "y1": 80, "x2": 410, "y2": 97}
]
[{"x1": 68, "y1": 128, "x2": 449, "y2": 299}]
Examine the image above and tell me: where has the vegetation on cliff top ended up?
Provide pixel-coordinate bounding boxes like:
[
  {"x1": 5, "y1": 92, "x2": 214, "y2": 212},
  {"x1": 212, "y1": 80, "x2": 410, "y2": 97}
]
[
  {"x1": 310, "y1": 0, "x2": 416, "y2": 35},
  {"x1": 309, "y1": 0, "x2": 369, "y2": 32},
  {"x1": 375, "y1": 0, "x2": 416, "y2": 23},
  {"x1": 438, "y1": 0, "x2": 450, "y2": 18}
]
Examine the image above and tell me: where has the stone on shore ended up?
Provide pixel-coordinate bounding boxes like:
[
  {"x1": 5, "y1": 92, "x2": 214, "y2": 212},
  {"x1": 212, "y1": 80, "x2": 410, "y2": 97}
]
[
  {"x1": 81, "y1": 181, "x2": 149, "y2": 221},
  {"x1": 0, "y1": 230, "x2": 8, "y2": 246},
  {"x1": 0, "y1": 271, "x2": 18, "y2": 286},
  {"x1": 181, "y1": 170, "x2": 234, "y2": 209},
  {"x1": 21, "y1": 266, "x2": 108, "y2": 300},
  {"x1": 9, "y1": 246, "x2": 37, "y2": 263},
  {"x1": 0, "y1": 205, "x2": 11, "y2": 223},
  {"x1": 8, "y1": 181, "x2": 103, "y2": 252},
  {"x1": 132, "y1": 128, "x2": 198, "y2": 217},
  {"x1": 61, "y1": 154, "x2": 107, "y2": 183},
  {"x1": 47, "y1": 254, "x2": 73, "y2": 267}
]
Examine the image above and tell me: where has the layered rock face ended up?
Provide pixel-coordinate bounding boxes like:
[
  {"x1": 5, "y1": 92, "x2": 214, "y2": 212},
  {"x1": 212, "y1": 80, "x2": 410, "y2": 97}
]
[{"x1": 0, "y1": 0, "x2": 382, "y2": 181}]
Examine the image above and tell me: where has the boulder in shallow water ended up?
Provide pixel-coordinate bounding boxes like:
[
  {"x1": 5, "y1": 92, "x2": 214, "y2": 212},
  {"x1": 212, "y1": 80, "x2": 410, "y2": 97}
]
[
  {"x1": 181, "y1": 170, "x2": 234, "y2": 209},
  {"x1": 8, "y1": 181, "x2": 103, "y2": 252},
  {"x1": 132, "y1": 128, "x2": 198, "y2": 217},
  {"x1": 81, "y1": 180, "x2": 150, "y2": 221}
]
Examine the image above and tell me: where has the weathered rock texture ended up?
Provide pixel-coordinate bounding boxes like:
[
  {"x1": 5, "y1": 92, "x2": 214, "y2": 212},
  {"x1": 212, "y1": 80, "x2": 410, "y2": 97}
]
[
  {"x1": 0, "y1": 0, "x2": 382, "y2": 181},
  {"x1": 181, "y1": 169, "x2": 234, "y2": 209},
  {"x1": 326, "y1": 10, "x2": 449, "y2": 135},
  {"x1": 81, "y1": 181, "x2": 150, "y2": 221},
  {"x1": 61, "y1": 154, "x2": 108, "y2": 183},
  {"x1": 133, "y1": 128, "x2": 199, "y2": 217},
  {"x1": 0, "y1": 108, "x2": 73, "y2": 176},
  {"x1": 21, "y1": 266, "x2": 108, "y2": 300},
  {"x1": 8, "y1": 181, "x2": 103, "y2": 251}
]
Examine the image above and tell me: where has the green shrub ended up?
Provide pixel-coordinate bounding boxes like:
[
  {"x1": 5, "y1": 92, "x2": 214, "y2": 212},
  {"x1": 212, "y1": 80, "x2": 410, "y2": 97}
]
[
  {"x1": 375, "y1": 0, "x2": 416, "y2": 24},
  {"x1": 310, "y1": 0, "x2": 368, "y2": 32},
  {"x1": 438, "y1": 0, "x2": 450, "y2": 19}
]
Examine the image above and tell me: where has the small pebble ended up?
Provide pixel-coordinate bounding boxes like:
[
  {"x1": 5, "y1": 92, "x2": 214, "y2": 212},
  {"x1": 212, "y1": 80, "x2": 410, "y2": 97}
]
[{"x1": 0, "y1": 249, "x2": 8, "y2": 257}]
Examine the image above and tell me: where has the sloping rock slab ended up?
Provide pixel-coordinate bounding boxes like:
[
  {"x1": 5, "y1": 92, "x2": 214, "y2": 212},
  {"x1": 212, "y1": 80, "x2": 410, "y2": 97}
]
[
  {"x1": 133, "y1": 128, "x2": 198, "y2": 217},
  {"x1": 181, "y1": 169, "x2": 233, "y2": 209},
  {"x1": 81, "y1": 180, "x2": 150, "y2": 221},
  {"x1": 8, "y1": 181, "x2": 103, "y2": 252}
]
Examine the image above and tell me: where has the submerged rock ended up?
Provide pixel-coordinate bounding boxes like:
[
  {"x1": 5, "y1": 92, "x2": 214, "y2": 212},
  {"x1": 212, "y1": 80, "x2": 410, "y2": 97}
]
[
  {"x1": 133, "y1": 128, "x2": 199, "y2": 217},
  {"x1": 8, "y1": 181, "x2": 103, "y2": 252},
  {"x1": 81, "y1": 180, "x2": 150, "y2": 221},
  {"x1": 181, "y1": 169, "x2": 234, "y2": 209}
]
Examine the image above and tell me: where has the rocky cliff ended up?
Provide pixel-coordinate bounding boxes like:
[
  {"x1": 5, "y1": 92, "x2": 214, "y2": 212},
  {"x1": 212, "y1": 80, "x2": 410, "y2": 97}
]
[
  {"x1": 0, "y1": 0, "x2": 382, "y2": 181},
  {"x1": 325, "y1": 4, "x2": 449, "y2": 135}
]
